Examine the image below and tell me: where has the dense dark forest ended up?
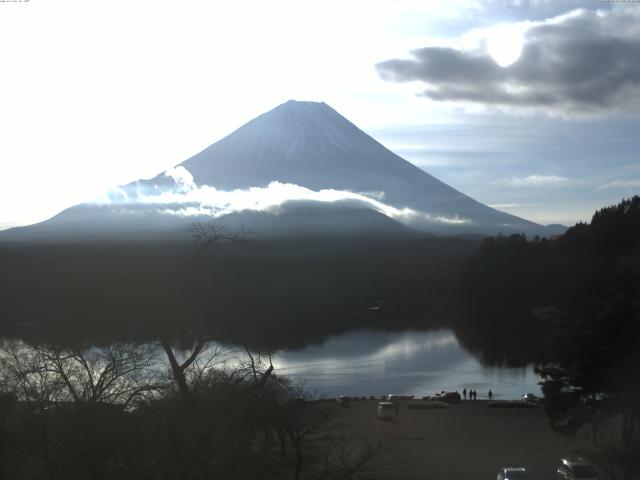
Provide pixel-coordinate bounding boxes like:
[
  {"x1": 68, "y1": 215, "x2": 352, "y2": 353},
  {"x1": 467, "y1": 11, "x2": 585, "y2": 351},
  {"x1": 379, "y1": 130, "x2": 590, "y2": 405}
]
[
  {"x1": 0, "y1": 235, "x2": 474, "y2": 349},
  {"x1": 465, "y1": 196, "x2": 640, "y2": 308},
  {"x1": 458, "y1": 196, "x2": 640, "y2": 365}
]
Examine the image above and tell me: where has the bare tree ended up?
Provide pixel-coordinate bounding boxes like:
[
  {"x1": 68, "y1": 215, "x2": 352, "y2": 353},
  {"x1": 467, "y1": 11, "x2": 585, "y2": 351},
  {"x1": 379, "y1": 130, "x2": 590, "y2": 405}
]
[
  {"x1": 315, "y1": 433, "x2": 384, "y2": 480},
  {"x1": 0, "y1": 343, "x2": 67, "y2": 405},
  {"x1": 159, "y1": 337, "x2": 234, "y2": 398},
  {"x1": 0, "y1": 341, "x2": 163, "y2": 480},
  {"x1": 189, "y1": 222, "x2": 254, "y2": 257},
  {"x1": 238, "y1": 347, "x2": 275, "y2": 387},
  {"x1": 160, "y1": 337, "x2": 209, "y2": 399},
  {"x1": 156, "y1": 223, "x2": 287, "y2": 478},
  {"x1": 160, "y1": 222, "x2": 266, "y2": 395},
  {"x1": 41, "y1": 344, "x2": 161, "y2": 408},
  {"x1": 284, "y1": 399, "x2": 335, "y2": 480}
]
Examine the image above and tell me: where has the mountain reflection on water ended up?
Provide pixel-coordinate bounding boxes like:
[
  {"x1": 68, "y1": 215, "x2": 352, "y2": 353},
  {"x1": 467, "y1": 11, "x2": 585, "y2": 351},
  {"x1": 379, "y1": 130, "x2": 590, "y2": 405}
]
[
  {"x1": 0, "y1": 328, "x2": 541, "y2": 400},
  {"x1": 273, "y1": 329, "x2": 540, "y2": 399}
]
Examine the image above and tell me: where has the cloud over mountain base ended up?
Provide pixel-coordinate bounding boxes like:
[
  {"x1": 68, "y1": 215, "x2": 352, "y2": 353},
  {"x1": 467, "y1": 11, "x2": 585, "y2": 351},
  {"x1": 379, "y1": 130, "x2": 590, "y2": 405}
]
[{"x1": 92, "y1": 166, "x2": 471, "y2": 228}]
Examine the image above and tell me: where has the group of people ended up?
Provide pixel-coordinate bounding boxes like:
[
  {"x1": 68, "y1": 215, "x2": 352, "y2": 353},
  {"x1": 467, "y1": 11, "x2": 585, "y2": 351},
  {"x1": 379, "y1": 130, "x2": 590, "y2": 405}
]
[
  {"x1": 462, "y1": 388, "x2": 493, "y2": 400},
  {"x1": 462, "y1": 388, "x2": 476, "y2": 400}
]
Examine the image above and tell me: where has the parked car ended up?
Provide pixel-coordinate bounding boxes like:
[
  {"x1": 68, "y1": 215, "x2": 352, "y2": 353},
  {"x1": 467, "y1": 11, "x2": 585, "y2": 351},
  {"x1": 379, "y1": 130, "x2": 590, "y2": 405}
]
[
  {"x1": 522, "y1": 393, "x2": 539, "y2": 403},
  {"x1": 556, "y1": 458, "x2": 598, "y2": 480},
  {"x1": 377, "y1": 401, "x2": 395, "y2": 419},
  {"x1": 436, "y1": 391, "x2": 461, "y2": 404},
  {"x1": 336, "y1": 396, "x2": 351, "y2": 408},
  {"x1": 497, "y1": 467, "x2": 531, "y2": 480}
]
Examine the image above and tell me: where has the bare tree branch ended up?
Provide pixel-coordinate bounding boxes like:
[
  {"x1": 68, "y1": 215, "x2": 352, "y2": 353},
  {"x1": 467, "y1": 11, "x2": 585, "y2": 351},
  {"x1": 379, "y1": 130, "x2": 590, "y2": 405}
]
[{"x1": 189, "y1": 222, "x2": 255, "y2": 257}]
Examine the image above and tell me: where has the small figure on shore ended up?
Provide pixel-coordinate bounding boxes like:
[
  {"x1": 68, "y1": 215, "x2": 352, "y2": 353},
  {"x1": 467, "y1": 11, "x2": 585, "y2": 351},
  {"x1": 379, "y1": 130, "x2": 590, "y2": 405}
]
[
  {"x1": 463, "y1": 388, "x2": 467, "y2": 400},
  {"x1": 488, "y1": 389, "x2": 493, "y2": 401},
  {"x1": 472, "y1": 389, "x2": 477, "y2": 401}
]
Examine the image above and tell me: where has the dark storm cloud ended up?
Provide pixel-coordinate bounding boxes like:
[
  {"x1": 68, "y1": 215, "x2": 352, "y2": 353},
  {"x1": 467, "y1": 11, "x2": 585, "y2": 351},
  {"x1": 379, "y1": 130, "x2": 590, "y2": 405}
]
[{"x1": 376, "y1": 8, "x2": 640, "y2": 116}]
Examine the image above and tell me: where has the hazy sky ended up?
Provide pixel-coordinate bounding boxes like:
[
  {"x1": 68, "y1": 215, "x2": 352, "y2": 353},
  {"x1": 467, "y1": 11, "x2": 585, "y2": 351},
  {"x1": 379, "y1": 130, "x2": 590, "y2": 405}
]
[{"x1": 1, "y1": 0, "x2": 639, "y2": 229}]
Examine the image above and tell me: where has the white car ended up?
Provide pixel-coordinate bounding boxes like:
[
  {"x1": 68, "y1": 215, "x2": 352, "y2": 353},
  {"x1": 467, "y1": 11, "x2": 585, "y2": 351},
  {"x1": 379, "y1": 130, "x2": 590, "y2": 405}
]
[{"x1": 377, "y1": 401, "x2": 395, "y2": 419}]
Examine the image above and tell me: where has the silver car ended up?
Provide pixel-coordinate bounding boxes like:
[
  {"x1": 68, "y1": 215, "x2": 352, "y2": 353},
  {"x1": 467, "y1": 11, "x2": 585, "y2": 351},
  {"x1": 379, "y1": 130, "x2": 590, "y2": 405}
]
[
  {"x1": 497, "y1": 467, "x2": 531, "y2": 480},
  {"x1": 556, "y1": 458, "x2": 598, "y2": 480}
]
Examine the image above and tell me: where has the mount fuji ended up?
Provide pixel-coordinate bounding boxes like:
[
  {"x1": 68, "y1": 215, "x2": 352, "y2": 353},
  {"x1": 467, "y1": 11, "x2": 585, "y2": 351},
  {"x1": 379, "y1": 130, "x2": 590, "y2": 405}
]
[{"x1": 1, "y1": 100, "x2": 562, "y2": 242}]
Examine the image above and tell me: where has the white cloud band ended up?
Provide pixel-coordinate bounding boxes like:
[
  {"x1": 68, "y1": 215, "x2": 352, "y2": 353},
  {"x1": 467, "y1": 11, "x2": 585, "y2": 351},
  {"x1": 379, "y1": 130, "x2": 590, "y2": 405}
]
[{"x1": 92, "y1": 167, "x2": 470, "y2": 226}]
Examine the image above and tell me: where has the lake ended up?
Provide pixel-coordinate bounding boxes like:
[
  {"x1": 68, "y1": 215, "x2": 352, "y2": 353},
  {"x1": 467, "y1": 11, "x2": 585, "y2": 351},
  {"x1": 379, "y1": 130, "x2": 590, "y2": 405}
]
[
  {"x1": 0, "y1": 327, "x2": 541, "y2": 401},
  {"x1": 272, "y1": 328, "x2": 541, "y2": 400}
]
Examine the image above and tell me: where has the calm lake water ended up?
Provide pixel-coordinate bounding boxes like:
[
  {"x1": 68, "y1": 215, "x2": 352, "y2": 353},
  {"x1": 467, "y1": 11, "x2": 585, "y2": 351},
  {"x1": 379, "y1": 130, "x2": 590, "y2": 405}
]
[
  {"x1": 271, "y1": 329, "x2": 541, "y2": 400},
  {"x1": 1, "y1": 328, "x2": 541, "y2": 400}
]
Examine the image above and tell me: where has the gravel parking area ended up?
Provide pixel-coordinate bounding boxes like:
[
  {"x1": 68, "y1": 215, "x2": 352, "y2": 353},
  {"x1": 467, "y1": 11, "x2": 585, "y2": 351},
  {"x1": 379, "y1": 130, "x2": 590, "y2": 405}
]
[{"x1": 333, "y1": 399, "x2": 577, "y2": 480}]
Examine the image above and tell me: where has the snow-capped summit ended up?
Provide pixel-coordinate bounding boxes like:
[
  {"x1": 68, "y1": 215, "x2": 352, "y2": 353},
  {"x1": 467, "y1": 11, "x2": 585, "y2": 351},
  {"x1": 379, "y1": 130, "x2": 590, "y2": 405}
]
[{"x1": 153, "y1": 99, "x2": 544, "y2": 234}]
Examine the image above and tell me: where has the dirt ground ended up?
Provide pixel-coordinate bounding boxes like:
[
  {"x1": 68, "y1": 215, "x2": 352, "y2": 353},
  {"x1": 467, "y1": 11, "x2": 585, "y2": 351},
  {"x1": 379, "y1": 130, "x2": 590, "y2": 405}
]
[{"x1": 333, "y1": 400, "x2": 578, "y2": 480}]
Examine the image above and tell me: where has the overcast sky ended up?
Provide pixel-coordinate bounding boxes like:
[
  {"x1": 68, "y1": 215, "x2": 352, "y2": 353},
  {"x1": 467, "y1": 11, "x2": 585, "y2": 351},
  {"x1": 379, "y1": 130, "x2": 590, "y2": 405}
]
[{"x1": 1, "y1": 0, "x2": 639, "y2": 229}]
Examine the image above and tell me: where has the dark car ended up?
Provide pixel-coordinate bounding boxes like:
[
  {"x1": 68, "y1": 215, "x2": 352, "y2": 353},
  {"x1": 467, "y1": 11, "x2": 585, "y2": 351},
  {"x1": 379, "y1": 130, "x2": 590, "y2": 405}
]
[
  {"x1": 436, "y1": 391, "x2": 461, "y2": 404},
  {"x1": 522, "y1": 393, "x2": 539, "y2": 403}
]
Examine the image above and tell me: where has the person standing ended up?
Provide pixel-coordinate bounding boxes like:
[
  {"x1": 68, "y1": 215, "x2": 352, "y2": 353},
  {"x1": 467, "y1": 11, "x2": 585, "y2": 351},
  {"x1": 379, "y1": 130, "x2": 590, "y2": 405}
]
[
  {"x1": 488, "y1": 389, "x2": 493, "y2": 401},
  {"x1": 463, "y1": 388, "x2": 467, "y2": 400}
]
